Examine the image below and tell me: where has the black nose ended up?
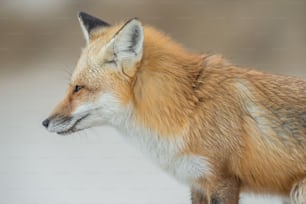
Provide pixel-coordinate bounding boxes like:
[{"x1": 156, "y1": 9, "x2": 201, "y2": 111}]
[{"x1": 42, "y1": 118, "x2": 50, "y2": 128}]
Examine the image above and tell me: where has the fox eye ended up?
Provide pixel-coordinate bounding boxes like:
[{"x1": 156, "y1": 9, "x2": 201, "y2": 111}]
[{"x1": 73, "y1": 85, "x2": 83, "y2": 94}]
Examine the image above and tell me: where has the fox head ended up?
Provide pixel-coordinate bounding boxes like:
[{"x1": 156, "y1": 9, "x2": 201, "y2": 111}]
[{"x1": 42, "y1": 12, "x2": 144, "y2": 135}]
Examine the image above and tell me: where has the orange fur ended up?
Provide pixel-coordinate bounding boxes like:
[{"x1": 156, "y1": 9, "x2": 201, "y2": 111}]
[
  {"x1": 123, "y1": 25, "x2": 305, "y2": 201},
  {"x1": 46, "y1": 17, "x2": 306, "y2": 203}
]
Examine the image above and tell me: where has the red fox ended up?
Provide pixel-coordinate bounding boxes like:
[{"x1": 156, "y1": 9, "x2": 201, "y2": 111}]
[{"x1": 42, "y1": 12, "x2": 306, "y2": 204}]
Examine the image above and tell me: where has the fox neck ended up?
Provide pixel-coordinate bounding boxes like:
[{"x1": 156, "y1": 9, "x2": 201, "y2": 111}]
[
  {"x1": 130, "y1": 30, "x2": 203, "y2": 137},
  {"x1": 108, "y1": 99, "x2": 211, "y2": 185},
  {"x1": 110, "y1": 102, "x2": 185, "y2": 167}
]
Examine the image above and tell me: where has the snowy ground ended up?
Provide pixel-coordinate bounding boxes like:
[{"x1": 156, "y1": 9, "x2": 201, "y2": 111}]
[{"x1": 0, "y1": 60, "x2": 285, "y2": 204}]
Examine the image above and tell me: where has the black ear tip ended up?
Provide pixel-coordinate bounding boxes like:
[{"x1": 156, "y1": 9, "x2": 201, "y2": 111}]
[
  {"x1": 77, "y1": 11, "x2": 111, "y2": 28},
  {"x1": 78, "y1": 11, "x2": 90, "y2": 19}
]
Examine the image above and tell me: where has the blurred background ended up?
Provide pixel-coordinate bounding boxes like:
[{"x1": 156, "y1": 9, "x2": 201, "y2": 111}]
[{"x1": 0, "y1": 0, "x2": 305, "y2": 203}]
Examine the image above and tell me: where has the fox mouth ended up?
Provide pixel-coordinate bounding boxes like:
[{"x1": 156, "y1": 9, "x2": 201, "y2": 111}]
[{"x1": 57, "y1": 113, "x2": 90, "y2": 135}]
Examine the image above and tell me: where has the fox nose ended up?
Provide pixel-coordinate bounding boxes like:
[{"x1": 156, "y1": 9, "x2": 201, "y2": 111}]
[{"x1": 42, "y1": 118, "x2": 50, "y2": 128}]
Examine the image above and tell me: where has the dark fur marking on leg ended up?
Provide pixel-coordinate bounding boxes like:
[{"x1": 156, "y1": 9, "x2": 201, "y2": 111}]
[{"x1": 211, "y1": 196, "x2": 219, "y2": 204}]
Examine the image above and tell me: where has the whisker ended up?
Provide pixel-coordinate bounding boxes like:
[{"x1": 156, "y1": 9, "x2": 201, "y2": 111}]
[
  {"x1": 83, "y1": 129, "x2": 90, "y2": 144},
  {"x1": 80, "y1": 130, "x2": 87, "y2": 143},
  {"x1": 49, "y1": 56, "x2": 74, "y2": 82}
]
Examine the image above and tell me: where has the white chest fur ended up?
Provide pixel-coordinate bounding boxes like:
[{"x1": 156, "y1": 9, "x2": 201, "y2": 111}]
[
  {"x1": 115, "y1": 111, "x2": 211, "y2": 184},
  {"x1": 101, "y1": 93, "x2": 211, "y2": 184}
]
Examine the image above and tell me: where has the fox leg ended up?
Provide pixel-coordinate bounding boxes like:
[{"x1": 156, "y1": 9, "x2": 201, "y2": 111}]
[
  {"x1": 190, "y1": 188, "x2": 221, "y2": 204},
  {"x1": 209, "y1": 178, "x2": 240, "y2": 204},
  {"x1": 191, "y1": 188, "x2": 207, "y2": 204},
  {"x1": 290, "y1": 177, "x2": 306, "y2": 204},
  {"x1": 192, "y1": 176, "x2": 240, "y2": 204}
]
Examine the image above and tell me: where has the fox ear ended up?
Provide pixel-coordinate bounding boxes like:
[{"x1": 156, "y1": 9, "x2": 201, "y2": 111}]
[
  {"x1": 106, "y1": 18, "x2": 144, "y2": 67},
  {"x1": 78, "y1": 11, "x2": 110, "y2": 44}
]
